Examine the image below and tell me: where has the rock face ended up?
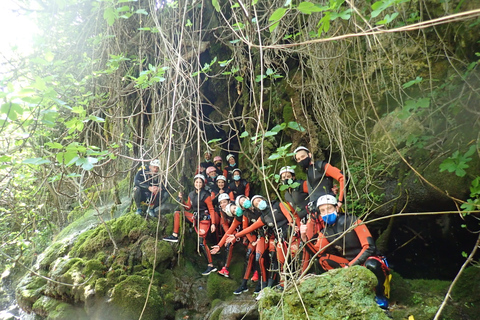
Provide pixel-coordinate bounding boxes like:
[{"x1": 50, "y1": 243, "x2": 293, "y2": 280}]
[{"x1": 258, "y1": 266, "x2": 390, "y2": 320}]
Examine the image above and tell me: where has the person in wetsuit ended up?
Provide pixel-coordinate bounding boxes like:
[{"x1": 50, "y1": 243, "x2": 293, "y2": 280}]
[
  {"x1": 293, "y1": 146, "x2": 345, "y2": 209},
  {"x1": 163, "y1": 174, "x2": 217, "y2": 276},
  {"x1": 228, "y1": 168, "x2": 250, "y2": 200},
  {"x1": 133, "y1": 159, "x2": 168, "y2": 217},
  {"x1": 300, "y1": 194, "x2": 390, "y2": 309},
  {"x1": 224, "y1": 154, "x2": 239, "y2": 184}
]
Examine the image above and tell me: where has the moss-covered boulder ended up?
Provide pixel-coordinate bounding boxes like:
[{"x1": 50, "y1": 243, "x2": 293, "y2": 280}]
[
  {"x1": 259, "y1": 266, "x2": 389, "y2": 320},
  {"x1": 15, "y1": 273, "x2": 47, "y2": 312},
  {"x1": 141, "y1": 237, "x2": 174, "y2": 271},
  {"x1": 206, "y1": 273, "x2": 237, "y2": 300},
  {"x1": 103, "y1": 275, "x2": 170, "y2": 320},
  {"x1": 32, "y1": 295, "x2": 88, "y2": 319}
]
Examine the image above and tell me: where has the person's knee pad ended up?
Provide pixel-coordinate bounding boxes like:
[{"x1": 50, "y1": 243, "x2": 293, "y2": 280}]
[{"x1": 246, "y1": 249, "x2": 253, "y2": 259}]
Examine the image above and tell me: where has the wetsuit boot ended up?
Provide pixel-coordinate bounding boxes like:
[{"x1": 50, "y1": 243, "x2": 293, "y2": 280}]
[
  {"x1": 233, "y1": 279, "x2": 248, "y2": 295},
  {"x1": 365, "y1": 258, "x2": 389, "y2": 309}
]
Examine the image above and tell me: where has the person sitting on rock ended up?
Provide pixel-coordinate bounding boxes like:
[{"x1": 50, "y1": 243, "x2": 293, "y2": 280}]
[
  {"x1": 299, "y1": 194, "x2": 391, "y2": 309},
  {"x1": 163, "y1": 174, "x2": 217, "y2": 276},
  {"x1": 293, "y1": 146, "x2": 345, "y2": 209},
  {"x1": 224, "y1": 153, "x2": 239, "y2": 183},
  {"x1": 228, "y1": 169, "x2": 250, "y2": 200},
  {"x1": 133, "y1": 159, "x2": 168, "y2": 217}
]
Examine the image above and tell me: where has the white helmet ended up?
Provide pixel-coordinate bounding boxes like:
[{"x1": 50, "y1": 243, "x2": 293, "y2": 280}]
[
  {"x1": 150, "y1": 159, "x2": 160, "y2": 167},
  {"x1": 250, "y1": 195, "x2": 265, "y2": 204},
  {"x1": 218, "y1": 193, "x2": 230, "y2": 202},
  {"x1": 216, "y1": 175, "x2": 227, "y2": 182},
  {"x1": 235, "y1": 195, "x2": 247, "y2": 207},
  {"x1": 226, "y1": 154, "x2": 235, "y2": 161},
  {"x1": 224, "y1": 203, "x2": 234, "y2": 217},
  {"x1": 279, "y1": 166, "x2": 295, "y2": 176},
  {"x1": 317, "y1": 195, "x2": 337, "y2": 207},
  {"x1": 232, "y1": 168, "x2": 241, "y2": 174},
  {"x1": 293, "y1": 146, "x2": 309, "y2": 160},
  {"x1": 194, "y1": 174, "x2": 205, "y2": 182}
]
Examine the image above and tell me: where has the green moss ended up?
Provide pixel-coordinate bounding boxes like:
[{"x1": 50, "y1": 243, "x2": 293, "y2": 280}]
[
  {"x1": 48, "y1": 302, "x2": 89, "y2": 320},
  {"x1": 38, "y1": 241, "x2": 71, "y2": 271},
  {"x1": 84, "y1": 259, "x2": 107, "y2": 278},
  {"x1": 259, "y1": 266, "x2": 389, "y2": 320},
  {"x1": 209, "y1": 306, "x2": 223, "y2": 320},
  {"x1": 141, "y1": 237, "x2": 174, "y2": 271},
  {"x1": 108, "y1": 275, "x2": 167, "y2": 320},
  {"x1": 163, "y1": 213, "x2": 175, "y2": 236},
  {"x1": 32, "y1": 295, "x2": 62, "y2": 317},
  {"x1": 71, "y1": 214, "x2": 150, "y2": 258},
  {"x1": 94, "y1": 278, "x2": 109, "y2": 296},
  {"x1": 282, "y1": 103, "x2": 294, "y2": 123},
  {"x1": 206, "y1": 273, "x2": 237, "y2": 300},
  {"x1": 16, "y1": 274, "x2": 48, "y2": 311}
]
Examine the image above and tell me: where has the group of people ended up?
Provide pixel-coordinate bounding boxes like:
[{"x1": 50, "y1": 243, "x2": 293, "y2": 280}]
[{"x1": 135, "y1": 148, "x2": 391, "y2": 309}]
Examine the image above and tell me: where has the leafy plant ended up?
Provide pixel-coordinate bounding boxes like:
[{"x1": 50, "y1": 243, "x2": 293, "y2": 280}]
[
  {"x1": 460, "y1": 176, "x2": 480, "y2": 214},
  {"x1": 439, "y1": 145, "x2": 476, "y2": 177}
]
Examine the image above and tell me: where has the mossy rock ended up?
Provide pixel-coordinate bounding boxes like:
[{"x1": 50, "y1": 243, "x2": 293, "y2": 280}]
[
  {"x1": 70, "y1": 214, "x2": 150, "y2": 258},
  {"x1": 259, "y1": 266, "x2": 389, "y2": 320},
  {"x1": 16, "y1": 274, "x2": 48, "y2": 312},
  {"x1": 445, "y1": 266, "x2": 480, "y2": 319},
  {"x1": 47, "y1": 301, "x2": 89, "y2": 320},
  {"x1": 38, "y1": 241, "x2": 72, "y2": 271},
  {"x1": 31, "y1": 295, "x2": 88, "y2": 319},
  {"x1": 140, "y1": 237, "x2": 174, "y2": 271},
  {"x1": 105, "y1": 275, "x2": 169, "y2": 320},
  {"x1": 206, "y1": 273, "x2": 237, "y2": 300}
]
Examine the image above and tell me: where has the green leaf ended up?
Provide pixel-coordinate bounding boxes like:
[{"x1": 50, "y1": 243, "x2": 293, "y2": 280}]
[
  {"x1": 268, "y1": 153, "x2": 283, "y2": 160},
  {"x1": 464, "y1": 144, "x2": 476, "y2": 158},
  {"x1": 376, "y1": 12, "x2": 399, "y2": 25},
  {"x1": 0, "y1": 155, "x2": 12, "y2": 162},
  {"x1": 75, "y1": 157, "x2": 98, "y2": 171},
  {"x1": 22, "y1": 158, "x2": 51, "y2": 165},
  {"x1": 56, "y1": 151, "x2": 78, "y2": 165},
  {"x1": 1, "y1": 103, "x2": 24, "y2": 121},
  {"x1": 402, "y1": 76, "x2": 423, "y2": 89},
  {"x1": 297, "y1": 2, "x2": 326, "y2": 14},
  {"x1": 270, "y1": 123, "x2": 286, "y2": 132},
  {"x1": 256, "y1": 74, "x2": 267, "y2": 82},
  {"x1": 240, "y1": 131, "x2": 249, "y2": 138},
  {"x1": 287, "y1": 121, "x2": 306, "y2": 132},
  {"x1": 88, "y1": 115, "x2": 105, "y2": 122},
  {"x1": 235, "y1": 76, "x2": 244, "y2": 82},
  {"x1": 45, "y1": 142, "x2": 64, "y2": 149},
  {"x1": 269, "y1": 7, "x2": 287, "y2": 21},
  {"x1": 264, "y1": 131, "x2": 279, "y2": 137},
  {"x1": 268, "y1": 8, "x2": 287, "y2": 32},
  {"x1": 208, "y1": 138, "x2": 222, "y2": 144},
  {"x1": 135, "y1": 9, "x2": 148, "y2": 15},
  {"x1": 103, "y1": 7, "x2": 117, "y2": 26},
  {"x1": 212, "y1": 0, "x2": 220, "y2": 12}
]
